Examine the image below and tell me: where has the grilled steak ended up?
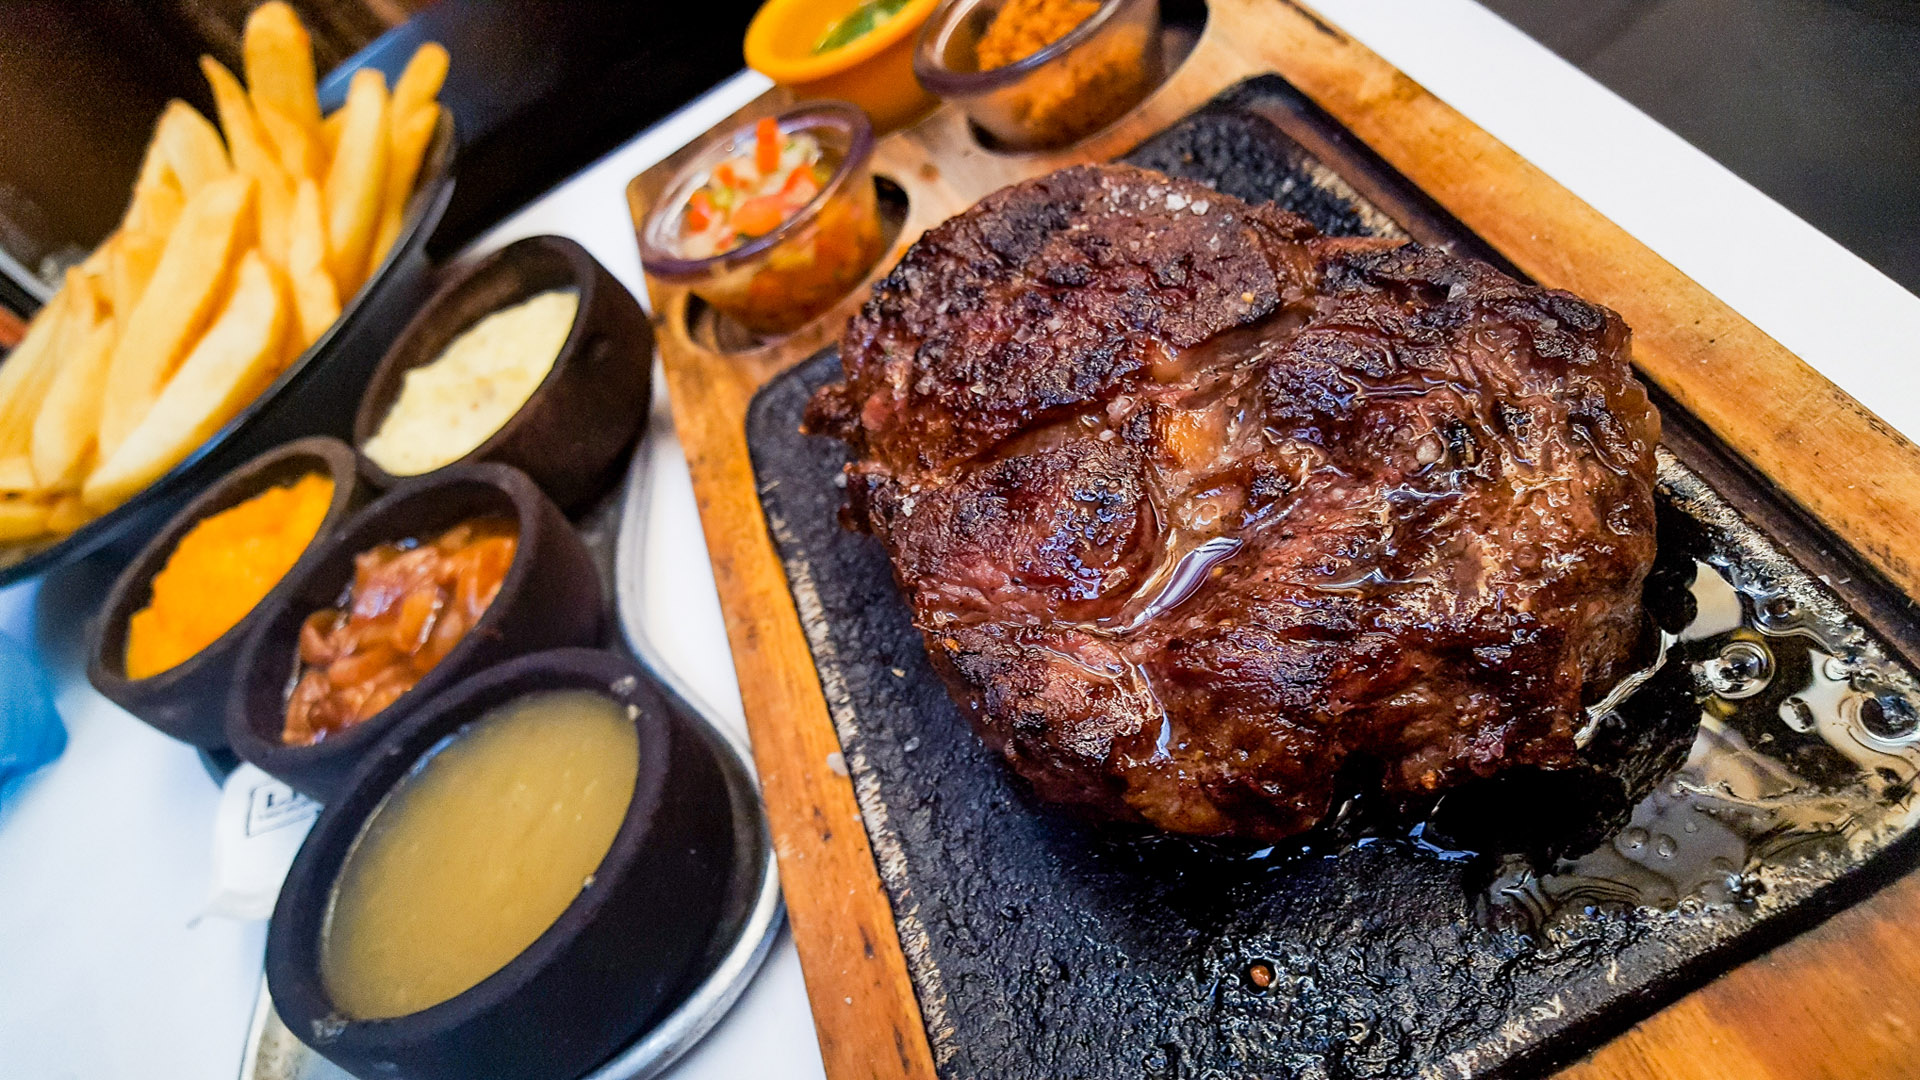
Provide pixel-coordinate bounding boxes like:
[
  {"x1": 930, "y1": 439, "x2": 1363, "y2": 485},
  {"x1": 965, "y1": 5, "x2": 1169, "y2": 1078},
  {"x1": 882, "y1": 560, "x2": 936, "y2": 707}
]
[{"x1": 805, "y1": 164, "x2": 1661, "y2": 842}]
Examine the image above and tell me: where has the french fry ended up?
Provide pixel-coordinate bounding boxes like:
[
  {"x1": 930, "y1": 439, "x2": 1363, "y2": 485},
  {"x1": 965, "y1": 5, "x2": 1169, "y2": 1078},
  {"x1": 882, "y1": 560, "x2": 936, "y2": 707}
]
[
  {"x1": 367, "y1": 103, "x2": 436, "y2": 277},
  {"x1": 0, "y1": 497, "x2": 52, "y2": 542},
  {"x1": 200, "y1": 57, "x2": 273, "y2": 175},
  {"x1": 391, "y1": 43, "x2": 449, "y2": 124},
  {"x1": 31, "y1": 295, "x2": 117, "y2": 491},
  {"x1": 201, "y1": 55, "x2": 297, "y2": 269},
  {"x1": 255, "y1": 169, "x2": 294, "y2": 272},
  {"x1": 0, "y1": 290, "x2": 75, "y2": 456},
  {"x1": 259, "y1": 103, "x2": 325, "y2": 183},
  {"x1": 0, "y1": 456, "x2": 37, "y2": 493},
  {"x1": 156, "y1": 101, "x2": 233, "y2": 196},
  {"x1": 111, "y1": 228, "x2": 167, "y2": 327},
  {"x1": 323, "y1": 69, "x2": 389, "y2": 298},
  {"x1": 288, "y1": 177, "x2": 340, "y2": 349},
  {"x1": 85, "y1": 250, "x2": 288, "y2": 511},
  {"x1": 123, "y1": 120, "x2": 186, "y2": 239},
  {"x1": 98, "y1": 173, "x2": 256, "y2": 460},
  {"x1": 67, "y1": 256, "x2": 105, "y2": 323},
  {"x1": 362, "y1": 42, "x2": 449, "y2": 276},
  {"x1": 131, "y1": 124, "x2": 172, "y2": 194},
  {"x1": 126, "y1": 176, "x2": 187, "y2": 248},
  {"x1": 46, "y1": 494, "x2": 94, "y2": 536},
  {"x1": 79, "y1": 241, "x2": 115, "y2": 283},
  {"x1": 321, "y1": 110, "x2": 345, "y2": 162},
  {"x1": 244, "y1": 2, "x2": 321, "y2": 134}
]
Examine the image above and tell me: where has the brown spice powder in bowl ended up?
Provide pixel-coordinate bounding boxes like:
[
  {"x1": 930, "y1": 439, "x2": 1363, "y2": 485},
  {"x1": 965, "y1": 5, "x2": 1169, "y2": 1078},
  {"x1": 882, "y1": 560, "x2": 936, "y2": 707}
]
[{"x1": 976, "y1": 0, "x2": 1103, "y2": 68}]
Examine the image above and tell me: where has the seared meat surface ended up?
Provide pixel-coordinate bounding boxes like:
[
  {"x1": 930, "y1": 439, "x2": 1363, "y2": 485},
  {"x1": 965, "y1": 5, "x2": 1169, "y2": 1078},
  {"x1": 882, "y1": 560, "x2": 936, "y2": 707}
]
[{"x1": 805, "y1": 165, "x2": 1661, "y2": 842}]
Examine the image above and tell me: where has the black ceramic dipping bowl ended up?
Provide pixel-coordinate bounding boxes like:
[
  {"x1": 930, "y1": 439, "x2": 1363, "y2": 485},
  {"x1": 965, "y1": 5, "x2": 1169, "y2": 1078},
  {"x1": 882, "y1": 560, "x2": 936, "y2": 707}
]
[
  {"x1": 225, "y1": 463, "x2": 605, "y2": 801},
  {"x1": 266, "y1": 647, "x2": 737, "y2": 1080},
  {"x1": 352, "y1": 234, "x2": 654, "y2": 512},
  {"x1": 87, "y1": 437, "x2": 367, "y2": 749}
]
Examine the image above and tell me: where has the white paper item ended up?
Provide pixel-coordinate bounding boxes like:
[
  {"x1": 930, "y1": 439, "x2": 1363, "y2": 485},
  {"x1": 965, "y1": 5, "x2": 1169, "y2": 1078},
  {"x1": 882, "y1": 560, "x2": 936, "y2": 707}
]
[{"x1": 204, "y1": 764, "x2": 319, "y2": 922}]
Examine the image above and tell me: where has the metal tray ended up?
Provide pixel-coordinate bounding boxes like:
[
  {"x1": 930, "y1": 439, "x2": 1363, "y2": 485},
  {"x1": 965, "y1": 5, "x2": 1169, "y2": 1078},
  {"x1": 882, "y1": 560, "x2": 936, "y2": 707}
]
[
  {"x1": 744, "y1": 76, "x2": 1920, "y2": 1079},
  {"x1": 239, "y1": 440, "x2": 783, "y2": 1080}
]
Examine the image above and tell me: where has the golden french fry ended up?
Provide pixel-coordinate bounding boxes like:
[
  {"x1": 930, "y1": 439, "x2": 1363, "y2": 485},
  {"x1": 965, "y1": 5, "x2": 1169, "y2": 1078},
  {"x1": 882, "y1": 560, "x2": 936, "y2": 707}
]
[
  {"x1": 323, "y1": 69, "x2": 389, "y2": 298},
  {"x1": 366, "y1": 214, "x2": 402, "y2": 283},
  {"x1": 78, "y1": 235, "x2": 119, "y2": 324},
  {"x1": 259, "y1": 102, "x2": 325, "y2": 182},
  {"x1": 64, "y1": 263, "x2": 103, "y2": 325},
  {"x1": 321, "y1": 109, "x2": 346, "y2": 162},
  {"x1": 132, "y1": 123, "x2": 172, "y2": 192},
  {"x1": 0, "y1": 496, "x2": 52, "y2": 542},
  {"x1": 127, "y1": 175, "x2": 187, "y2": 246},
  {"x1": 367, "y1": 103, "x2": 437, "y2": 278},
  {"x1": 244, "y1": 2, "x2": 321, "y2": 134},
  {"x1": 255, "y1": 168, "x2": 295, "y2": 271},
  {"x1": 98, "y1": 173, "x2": 256, "y2": 460},
  {"x1": 46, "y1": 493, "x2": 94, "y2": 536},
  {"x1": 123, "y1": 119, "x2": 185, "y2": 238},
  {"x1": 200, "y1": 57, "x2": 272, "y2": 175},
  {"x1": 31, "y1": 297, "x2": 117, "y2": 491},
  {"x1": 288, "y1": 177, "x2": 340, "y2": 348},
  {"x1": 202, "y1": 55, "x2": 297, "y2": 269},
  {"x1": 392, "y1": 43, "x2": 449, "y2": 123},
  {"x1": 112, "y1": 224, "x2": 167, "y2": 324},
  {"x1": 79, "y1": 240, "x2": 115, "y2": 282},
  {"x1": 0, "y1": 455, "x2": 36, "y2": 493},
  {"x1": 156, "y1": 101, "x2": 233, "y2": 196},
  {"x1": 0, "y1": 290, "x2": 76, "y2": 456},
  {"x1": 85, "y1": 250, "x2": 288, "y2": 511}
]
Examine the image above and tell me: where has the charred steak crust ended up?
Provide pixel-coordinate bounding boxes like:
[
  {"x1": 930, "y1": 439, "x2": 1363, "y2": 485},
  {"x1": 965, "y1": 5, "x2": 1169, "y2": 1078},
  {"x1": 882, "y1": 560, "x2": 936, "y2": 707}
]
[{"x1": 806, "y1": 164, "x2": 1661, "y2": 843}]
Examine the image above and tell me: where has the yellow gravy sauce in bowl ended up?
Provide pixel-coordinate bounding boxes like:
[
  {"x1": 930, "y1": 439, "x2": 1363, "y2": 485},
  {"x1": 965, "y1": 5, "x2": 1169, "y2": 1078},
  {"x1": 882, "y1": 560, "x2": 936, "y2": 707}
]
[
  {"x1": 320, "y1": 687, "x2": 637, "y2": 1019},
  {"x1": 265, "y1": 647, "x2": 739, "y2": 1080}
]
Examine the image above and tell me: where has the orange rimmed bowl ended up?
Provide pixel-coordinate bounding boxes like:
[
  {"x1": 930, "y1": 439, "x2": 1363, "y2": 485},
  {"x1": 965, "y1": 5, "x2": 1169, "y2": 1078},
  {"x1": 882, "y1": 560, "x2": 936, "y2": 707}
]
[{"x1": 745, "y1": 0, "x2": 942, "y2": 132}]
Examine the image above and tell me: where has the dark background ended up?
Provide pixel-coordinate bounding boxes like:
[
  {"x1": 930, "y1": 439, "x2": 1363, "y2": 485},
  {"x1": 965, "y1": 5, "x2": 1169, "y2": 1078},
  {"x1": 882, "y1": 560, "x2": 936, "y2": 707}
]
[{"x1": 1480, "y1": 0, "x2": 1920, "y2": 294}]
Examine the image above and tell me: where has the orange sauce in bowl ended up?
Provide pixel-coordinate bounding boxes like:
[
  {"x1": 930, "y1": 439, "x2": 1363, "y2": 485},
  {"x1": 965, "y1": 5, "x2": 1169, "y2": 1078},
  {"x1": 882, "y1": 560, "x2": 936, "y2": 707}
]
[{"x1": 125, "y1": 473, "x2": 333, "y2": 680}]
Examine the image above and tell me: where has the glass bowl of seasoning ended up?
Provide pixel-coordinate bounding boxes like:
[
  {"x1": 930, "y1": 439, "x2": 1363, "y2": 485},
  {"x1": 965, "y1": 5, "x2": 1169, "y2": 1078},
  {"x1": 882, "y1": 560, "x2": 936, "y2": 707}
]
[
  {"x1": 745, "y1": 0, "x2": 943, "y2": 132},
  {"x1": 913, "y1": 0, "x2": 1162, "y2": 150},
  {"x1": 638, "y1": 102, "x2": 886, "y2": 338}
]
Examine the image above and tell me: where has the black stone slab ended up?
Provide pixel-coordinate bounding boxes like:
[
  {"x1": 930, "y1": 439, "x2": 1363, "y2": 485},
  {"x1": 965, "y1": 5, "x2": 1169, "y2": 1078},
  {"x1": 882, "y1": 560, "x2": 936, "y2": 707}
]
[{"x1": 745, "y1": 76, "x2": 1920, "y2": 1079}]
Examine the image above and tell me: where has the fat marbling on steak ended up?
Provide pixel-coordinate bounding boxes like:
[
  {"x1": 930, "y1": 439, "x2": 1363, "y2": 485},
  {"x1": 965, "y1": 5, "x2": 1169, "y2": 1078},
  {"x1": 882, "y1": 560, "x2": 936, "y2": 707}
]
[{"x1": 804, "y1": 164, "x2": 1660, "y2": 842}]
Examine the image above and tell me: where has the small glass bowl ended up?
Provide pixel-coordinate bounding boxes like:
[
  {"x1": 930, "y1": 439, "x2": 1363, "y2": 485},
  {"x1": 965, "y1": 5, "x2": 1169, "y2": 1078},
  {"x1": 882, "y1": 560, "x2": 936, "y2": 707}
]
[
  {"x1": 638, "y1": 102, "x2": 886, "y2": 337},
  {"x1": 913, "y1": 0, "x2": 1163, "y2": 151}
]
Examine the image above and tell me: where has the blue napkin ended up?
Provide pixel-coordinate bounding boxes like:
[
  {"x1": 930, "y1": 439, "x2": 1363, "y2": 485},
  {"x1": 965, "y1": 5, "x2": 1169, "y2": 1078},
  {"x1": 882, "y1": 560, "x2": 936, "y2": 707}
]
[{"x1": 0, "y1": 630, "x2": 64, "y2": 804}]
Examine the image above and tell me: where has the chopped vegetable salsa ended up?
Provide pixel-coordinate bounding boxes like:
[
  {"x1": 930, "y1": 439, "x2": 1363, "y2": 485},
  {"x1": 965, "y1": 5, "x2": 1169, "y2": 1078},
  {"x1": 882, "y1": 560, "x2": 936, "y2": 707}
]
[{"x1": 679, "y1": 118, "x2": 832, "y2": 260}]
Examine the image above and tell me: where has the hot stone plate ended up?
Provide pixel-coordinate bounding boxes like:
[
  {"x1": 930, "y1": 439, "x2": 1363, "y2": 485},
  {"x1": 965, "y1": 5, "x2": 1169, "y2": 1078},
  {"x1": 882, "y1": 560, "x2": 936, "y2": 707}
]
[{"x1": 745, "y1": 77, "x2": 1920, "y2": 1079}]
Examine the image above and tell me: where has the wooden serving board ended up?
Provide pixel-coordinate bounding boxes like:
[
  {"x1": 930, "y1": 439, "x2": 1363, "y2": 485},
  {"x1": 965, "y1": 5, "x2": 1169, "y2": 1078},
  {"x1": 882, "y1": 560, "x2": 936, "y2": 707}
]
[{"x1": 626, "y1": 2, "x2": 1920, "y2": 1077}]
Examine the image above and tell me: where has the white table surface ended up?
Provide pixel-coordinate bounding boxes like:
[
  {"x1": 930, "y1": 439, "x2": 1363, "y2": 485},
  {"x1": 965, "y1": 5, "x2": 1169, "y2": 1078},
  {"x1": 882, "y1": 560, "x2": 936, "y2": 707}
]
[{"x1": 2, "y1": 2, "x2": 1916, "y2": 1077}]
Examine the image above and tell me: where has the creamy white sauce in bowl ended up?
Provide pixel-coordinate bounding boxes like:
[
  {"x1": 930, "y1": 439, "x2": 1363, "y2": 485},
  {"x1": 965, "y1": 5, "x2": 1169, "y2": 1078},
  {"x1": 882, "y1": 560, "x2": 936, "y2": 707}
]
[{"x1": 361, "y1": 289, "x2": 580, "y2": 477}]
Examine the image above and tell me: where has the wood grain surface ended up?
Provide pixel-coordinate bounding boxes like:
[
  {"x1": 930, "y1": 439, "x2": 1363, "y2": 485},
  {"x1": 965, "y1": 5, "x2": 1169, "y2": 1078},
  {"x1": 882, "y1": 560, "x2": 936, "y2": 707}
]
[{"x1": 630, "y1": 2, "x2": 1920, "y2": 1076}]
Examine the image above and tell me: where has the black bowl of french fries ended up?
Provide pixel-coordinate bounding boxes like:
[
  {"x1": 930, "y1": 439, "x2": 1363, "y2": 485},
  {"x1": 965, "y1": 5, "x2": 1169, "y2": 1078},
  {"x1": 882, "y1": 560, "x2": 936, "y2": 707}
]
[{"x1": 0, "y1": 2, "x2": 456, "y2": 588}]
